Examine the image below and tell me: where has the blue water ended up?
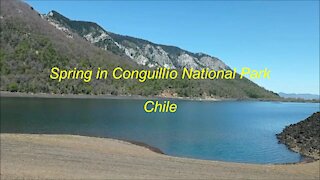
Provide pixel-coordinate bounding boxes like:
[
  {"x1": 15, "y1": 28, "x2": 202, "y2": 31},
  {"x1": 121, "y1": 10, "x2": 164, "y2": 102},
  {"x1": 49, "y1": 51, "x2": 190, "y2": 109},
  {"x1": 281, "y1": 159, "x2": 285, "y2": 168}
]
[{"x1": 1, "y1": 97, "x2": 319, "y2": 164}]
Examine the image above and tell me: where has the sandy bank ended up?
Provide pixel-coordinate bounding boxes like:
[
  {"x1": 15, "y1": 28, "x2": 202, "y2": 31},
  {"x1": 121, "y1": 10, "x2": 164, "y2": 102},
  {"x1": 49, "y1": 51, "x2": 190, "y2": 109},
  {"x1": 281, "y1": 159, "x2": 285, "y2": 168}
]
[{"x1": 1, "y1": 134, "x2": 319, "y2": 179}]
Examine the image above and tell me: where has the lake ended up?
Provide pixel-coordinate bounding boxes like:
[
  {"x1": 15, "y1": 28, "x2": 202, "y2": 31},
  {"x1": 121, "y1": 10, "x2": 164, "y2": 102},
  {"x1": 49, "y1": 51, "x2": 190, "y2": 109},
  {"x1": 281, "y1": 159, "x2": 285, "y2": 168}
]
[{"x1": 1, "y1": 97, "x2": 318, "y2": 164}]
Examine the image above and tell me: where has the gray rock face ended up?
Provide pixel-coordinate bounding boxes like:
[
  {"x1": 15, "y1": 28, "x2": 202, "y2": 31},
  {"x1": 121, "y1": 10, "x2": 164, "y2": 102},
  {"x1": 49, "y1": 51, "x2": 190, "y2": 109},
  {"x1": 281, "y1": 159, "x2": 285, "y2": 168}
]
[{"x1": 43, "y1": 11, "x2": 230, "y2": 70}]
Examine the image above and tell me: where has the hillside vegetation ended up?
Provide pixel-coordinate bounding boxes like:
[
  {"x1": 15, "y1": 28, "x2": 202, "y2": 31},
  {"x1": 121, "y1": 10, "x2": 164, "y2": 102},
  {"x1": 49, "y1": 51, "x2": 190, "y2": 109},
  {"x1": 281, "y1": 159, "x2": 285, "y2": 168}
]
[{"x1": 0, "y1": 0, "x2": 279, "y2": 99}]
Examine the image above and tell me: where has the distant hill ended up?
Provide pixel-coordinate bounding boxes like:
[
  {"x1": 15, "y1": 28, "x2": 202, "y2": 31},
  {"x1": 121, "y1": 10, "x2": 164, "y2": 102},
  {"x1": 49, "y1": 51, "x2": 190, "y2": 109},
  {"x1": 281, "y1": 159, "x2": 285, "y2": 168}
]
[
  {"x1": 0, "y1": 0, "x2": 279, "y2": 99},
  {"x1": 278, "y1": 93, "x2": 319, "y2": 100}
]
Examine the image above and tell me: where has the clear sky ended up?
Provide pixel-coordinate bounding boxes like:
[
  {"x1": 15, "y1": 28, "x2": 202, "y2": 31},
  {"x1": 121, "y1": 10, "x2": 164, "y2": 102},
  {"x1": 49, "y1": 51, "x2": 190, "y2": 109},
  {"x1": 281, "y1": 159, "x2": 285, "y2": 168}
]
[{"x1": 26, "y1": 0, "x2": 319, "y2": 94}]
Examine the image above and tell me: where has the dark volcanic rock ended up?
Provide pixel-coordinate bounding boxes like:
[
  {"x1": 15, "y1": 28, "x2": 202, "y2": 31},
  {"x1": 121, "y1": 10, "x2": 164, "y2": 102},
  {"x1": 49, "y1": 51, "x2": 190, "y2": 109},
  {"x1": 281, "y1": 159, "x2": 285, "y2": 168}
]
[{"x1": 276, "y1": 112, "x2": 320, "y2": 159}]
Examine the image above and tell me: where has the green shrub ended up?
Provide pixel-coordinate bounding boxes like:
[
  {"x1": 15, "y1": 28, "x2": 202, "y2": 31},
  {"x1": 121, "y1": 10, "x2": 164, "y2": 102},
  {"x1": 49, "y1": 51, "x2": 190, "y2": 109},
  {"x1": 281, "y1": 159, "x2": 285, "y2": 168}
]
[{"x1": 7, "y1": 82, "x2": 18, "y2": 92}]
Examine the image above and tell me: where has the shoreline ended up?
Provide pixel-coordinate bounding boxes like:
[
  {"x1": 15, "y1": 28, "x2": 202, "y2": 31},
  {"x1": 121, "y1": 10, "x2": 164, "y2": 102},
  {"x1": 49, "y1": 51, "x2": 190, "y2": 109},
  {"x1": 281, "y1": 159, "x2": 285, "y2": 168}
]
[
  {"x1": 1, "y1": 133, "x2": 319, "y2": 179},
  {"x1": 87, "y1": 134, "x2": 165, "y2": 155},
  {"x1": 1, "y1": 132, "x2": 314, "y2": 165},
  {"x1": 68, "y1": 135, "x2": 318, "y2": 165},
  {"x1": 0, "y1": 91, "x2": 224, "y2": 102},
  {"x1": 1, "y1": 91, "x2": 318, "y2": 103},
  {"x1": 64, "y1": 135, "x2": 317, "y2": 165}
]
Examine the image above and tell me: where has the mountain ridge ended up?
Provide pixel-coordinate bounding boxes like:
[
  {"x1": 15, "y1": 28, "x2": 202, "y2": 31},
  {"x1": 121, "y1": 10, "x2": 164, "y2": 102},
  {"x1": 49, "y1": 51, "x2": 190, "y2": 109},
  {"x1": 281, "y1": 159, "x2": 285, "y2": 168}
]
[
  {"x1": 43, "y1": 10, "x2": 230, "y2": 70},
  {"x1": 278, "y1": 92, "x2": 319, "y2": 100}
]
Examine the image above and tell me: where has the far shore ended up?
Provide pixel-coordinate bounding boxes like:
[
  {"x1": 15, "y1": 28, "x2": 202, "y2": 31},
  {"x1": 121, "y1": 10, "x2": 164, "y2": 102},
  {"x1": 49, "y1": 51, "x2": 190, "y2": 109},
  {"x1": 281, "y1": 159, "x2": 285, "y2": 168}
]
[
  {"x1": 0, "y1": 91, "x2": 227, "y2": 101},
  {"x1": 1, "y1": 133, "x2": 319, "y2": 179},
  {"x1": 1, "y1": 91, "x2": 318, "y2": 103}
]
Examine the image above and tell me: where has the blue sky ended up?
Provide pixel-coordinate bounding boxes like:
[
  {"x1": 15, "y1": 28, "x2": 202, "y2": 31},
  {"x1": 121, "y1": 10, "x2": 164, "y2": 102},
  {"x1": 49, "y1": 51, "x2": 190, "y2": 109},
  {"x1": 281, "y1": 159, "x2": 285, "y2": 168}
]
[{"x1": 26, "y1": 0, "x2": 319, "y2": 94}]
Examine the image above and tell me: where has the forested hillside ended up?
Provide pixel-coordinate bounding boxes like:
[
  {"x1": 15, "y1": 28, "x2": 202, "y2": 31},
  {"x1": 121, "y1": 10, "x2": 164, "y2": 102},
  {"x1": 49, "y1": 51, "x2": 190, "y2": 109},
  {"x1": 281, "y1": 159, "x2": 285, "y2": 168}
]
[{"x1": 0, "y1": 0, "x2": 279, "y2": 99}]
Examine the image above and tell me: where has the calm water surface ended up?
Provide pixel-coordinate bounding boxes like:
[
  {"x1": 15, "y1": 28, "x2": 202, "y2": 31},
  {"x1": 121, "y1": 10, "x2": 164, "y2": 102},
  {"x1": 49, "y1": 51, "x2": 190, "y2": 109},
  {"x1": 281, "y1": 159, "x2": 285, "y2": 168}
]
[{"x1": 1, "y1": 97, "x2": 319, "y2": 164}]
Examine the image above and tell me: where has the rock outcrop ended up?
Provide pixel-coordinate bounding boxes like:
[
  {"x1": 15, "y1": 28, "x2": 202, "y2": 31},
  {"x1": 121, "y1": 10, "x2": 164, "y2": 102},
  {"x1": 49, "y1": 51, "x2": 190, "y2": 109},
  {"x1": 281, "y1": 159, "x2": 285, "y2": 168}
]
[{"x1": 277, "y1": 112, "x2": 320, "y2": 159}]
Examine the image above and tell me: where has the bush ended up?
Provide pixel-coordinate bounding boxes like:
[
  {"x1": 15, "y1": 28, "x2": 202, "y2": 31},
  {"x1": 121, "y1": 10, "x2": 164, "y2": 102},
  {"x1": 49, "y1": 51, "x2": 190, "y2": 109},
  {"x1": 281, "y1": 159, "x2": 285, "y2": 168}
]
[{"x1": 7, "y1": 82, "x2": 18, "y2": 92}]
